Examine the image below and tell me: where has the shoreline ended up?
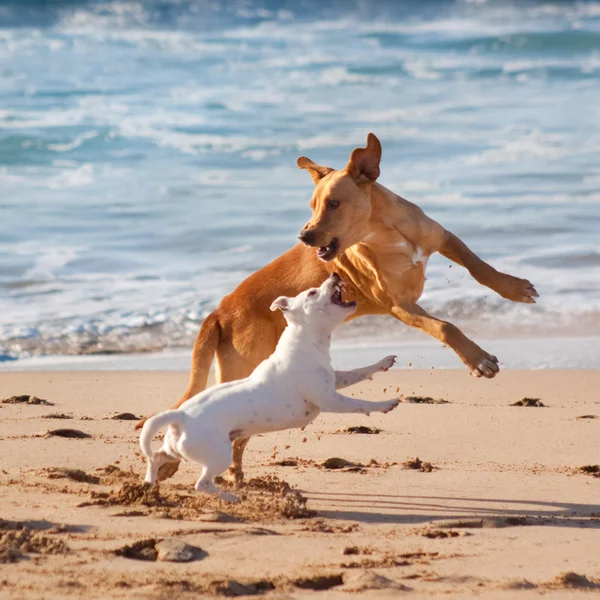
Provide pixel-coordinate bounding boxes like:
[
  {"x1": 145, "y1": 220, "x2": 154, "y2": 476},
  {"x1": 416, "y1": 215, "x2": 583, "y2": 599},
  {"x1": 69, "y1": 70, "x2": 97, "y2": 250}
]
[{"x1": 2, "y1": 334, "x2": 600, "y2": 372}]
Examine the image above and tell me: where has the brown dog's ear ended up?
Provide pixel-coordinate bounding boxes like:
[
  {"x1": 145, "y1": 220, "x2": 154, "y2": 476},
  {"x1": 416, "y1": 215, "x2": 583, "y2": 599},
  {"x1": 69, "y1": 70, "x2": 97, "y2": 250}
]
[
  {"x1": 346, "y1": 133, "x2": 381, "y2": 183},
  {"x1": 270, "y1": 296, "x2": 290, "y2": 312},
  {"x1": 296, "y1": 157, "x2": 335, "y2": 185}
]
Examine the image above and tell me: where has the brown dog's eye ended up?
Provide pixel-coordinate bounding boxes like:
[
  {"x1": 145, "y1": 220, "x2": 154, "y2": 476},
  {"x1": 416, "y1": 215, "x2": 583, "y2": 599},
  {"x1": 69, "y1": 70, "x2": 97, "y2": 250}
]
[
  {"x1": 308, "y1": 290, "x2": 317, "y2": 297},
  {"x1": 327, "y1": 199, "x2": 340, "y2": 210}
]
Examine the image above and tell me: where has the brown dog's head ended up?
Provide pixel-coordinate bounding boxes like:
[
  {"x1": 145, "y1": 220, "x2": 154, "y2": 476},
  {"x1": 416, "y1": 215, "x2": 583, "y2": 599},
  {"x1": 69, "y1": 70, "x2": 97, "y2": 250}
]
[{"x1": 297, "y1": 133, "x2": 382, "y2": 261}]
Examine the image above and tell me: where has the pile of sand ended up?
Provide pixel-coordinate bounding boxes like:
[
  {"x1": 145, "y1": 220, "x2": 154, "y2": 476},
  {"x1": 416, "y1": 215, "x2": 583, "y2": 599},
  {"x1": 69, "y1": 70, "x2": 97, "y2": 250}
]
[
  {"x1": 79, "y1": 472, "x2": 315, "y2": 522},
  {"x1": 0, "y1": 520, "x2": 69, "y2": 563}
]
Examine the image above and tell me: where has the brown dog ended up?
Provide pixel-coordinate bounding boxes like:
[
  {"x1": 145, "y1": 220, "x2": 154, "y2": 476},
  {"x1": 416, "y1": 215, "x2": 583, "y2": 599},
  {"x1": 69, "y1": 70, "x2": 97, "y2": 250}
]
[{"x1": 140, "y1": 133, "x2": 537, "y2": 482}]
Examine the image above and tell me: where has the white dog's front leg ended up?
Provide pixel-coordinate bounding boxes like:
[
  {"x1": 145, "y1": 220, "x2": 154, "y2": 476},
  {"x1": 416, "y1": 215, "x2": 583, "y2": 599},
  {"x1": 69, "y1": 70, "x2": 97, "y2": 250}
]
[
  {"x1": 316, "y1": 391, "x2": 400, "y2": 416},
  {"x1": 335, "y1": 355, "x2": 396, "y2": 389}
]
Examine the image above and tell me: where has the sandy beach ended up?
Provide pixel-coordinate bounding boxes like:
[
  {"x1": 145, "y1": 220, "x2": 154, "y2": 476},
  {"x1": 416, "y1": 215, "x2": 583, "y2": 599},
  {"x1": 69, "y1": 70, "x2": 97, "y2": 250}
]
[{"x1": 1, "y1": 368, "x2": 598, "y2": 599}]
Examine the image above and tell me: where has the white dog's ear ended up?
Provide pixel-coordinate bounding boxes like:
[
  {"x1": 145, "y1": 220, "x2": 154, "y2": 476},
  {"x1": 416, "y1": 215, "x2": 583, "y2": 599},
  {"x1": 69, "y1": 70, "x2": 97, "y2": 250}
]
[{"x1": 270, "y1": 296, "x2": 290, "y2": 312}]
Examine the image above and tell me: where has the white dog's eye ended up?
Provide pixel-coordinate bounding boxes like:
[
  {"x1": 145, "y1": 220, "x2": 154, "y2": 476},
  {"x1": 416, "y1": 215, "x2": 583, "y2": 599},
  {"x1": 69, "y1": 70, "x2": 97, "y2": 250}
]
[{"x1": 308, "y1": 290, "x2": 317, "y2": 297}]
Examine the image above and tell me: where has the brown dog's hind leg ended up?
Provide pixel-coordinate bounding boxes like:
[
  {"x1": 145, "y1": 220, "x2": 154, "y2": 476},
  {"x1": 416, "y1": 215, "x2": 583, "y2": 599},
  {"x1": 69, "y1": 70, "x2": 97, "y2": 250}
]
[
  {"x1": 175, "y1": 312, "x2": 222, "y2": 407},
  {"x1": 159, "y1": 312, "x2": 278, "y2": 485},
  {"x1": 439, "y1": 231, "x2": 538, "y2": 304},
  {"x1": 214, "y1": 323, "x2": 279, "y2": 485},
  {"x1": 227, "y1": 438, "x2": 250, "y2": 485},
  {"x1": 135, "y1": 312, "x2": 221, "y2": 433},
  {"x1": 391, "y1": 302, "x2": 499, "y2": 378},
  {"x1": 151, "y1": 314, "x2": 223, "y2": 482}
]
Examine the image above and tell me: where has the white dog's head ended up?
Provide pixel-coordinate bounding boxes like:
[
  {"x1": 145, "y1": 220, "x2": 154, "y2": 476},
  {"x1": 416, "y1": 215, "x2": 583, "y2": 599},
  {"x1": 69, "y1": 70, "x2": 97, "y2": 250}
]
[{"x1": 270, "y1": 273, "x2": 356, "y2": 330}]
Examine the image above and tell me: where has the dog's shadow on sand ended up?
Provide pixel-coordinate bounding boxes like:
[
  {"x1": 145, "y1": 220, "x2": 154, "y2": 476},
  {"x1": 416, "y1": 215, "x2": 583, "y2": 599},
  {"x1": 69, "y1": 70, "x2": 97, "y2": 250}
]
[{"x1": 303, "y1": 491, "x2": 600, "y2": 528}]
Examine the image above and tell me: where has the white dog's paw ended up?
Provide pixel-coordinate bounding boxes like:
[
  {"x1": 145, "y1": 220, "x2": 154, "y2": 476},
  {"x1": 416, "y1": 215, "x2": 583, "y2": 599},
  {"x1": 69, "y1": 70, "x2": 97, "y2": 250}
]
[
  {"x1": 379, "y1": 398, "x2": 401, "y2": 414},
  {"x1": 377, "y1": 355, "x2": 397, "y2": 373}
]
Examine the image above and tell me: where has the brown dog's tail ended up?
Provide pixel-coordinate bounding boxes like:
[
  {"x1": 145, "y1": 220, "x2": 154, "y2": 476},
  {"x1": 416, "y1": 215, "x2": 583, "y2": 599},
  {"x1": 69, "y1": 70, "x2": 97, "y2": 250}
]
[
  {"x1": 134, "y1": 311, "x2": 221, "y2": 430},
  {"x1": 181, "y1": 311, "x2": 221, "y2": 401}
]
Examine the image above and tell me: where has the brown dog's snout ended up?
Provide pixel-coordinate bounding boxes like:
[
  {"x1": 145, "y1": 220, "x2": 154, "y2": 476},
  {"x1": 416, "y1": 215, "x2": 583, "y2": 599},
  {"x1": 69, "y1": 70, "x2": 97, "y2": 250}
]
[{"x1": 298, "y1": 228, "x2": 317, "y2": 246}]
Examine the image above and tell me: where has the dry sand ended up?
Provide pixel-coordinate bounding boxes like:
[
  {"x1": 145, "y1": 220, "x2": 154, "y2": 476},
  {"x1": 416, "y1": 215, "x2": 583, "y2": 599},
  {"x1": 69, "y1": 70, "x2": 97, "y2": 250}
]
[{"x1": 0, "y1": 369, "x2": 599, "y2": 599}]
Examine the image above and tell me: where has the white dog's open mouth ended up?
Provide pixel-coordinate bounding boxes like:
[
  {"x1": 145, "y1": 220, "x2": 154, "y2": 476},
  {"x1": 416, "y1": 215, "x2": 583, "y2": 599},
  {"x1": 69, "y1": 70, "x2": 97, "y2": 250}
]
[
  {"x1": 317, "y1": 237, "x2": 339, "y2": 261},
  {"x1": 330, "y1": 279, "x2": 356, "y2": 309}
]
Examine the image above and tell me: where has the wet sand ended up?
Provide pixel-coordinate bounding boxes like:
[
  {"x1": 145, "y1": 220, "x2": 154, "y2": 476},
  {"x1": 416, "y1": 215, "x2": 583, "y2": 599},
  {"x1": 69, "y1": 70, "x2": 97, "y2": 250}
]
[{"x1": 0, "y1": 369, "x2": 599, "y2": 599}]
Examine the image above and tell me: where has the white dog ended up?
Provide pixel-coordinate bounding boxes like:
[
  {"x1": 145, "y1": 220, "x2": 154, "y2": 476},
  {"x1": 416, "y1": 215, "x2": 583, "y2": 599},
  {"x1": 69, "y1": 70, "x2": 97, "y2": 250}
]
[{"x1": 139, "y1": 273, "x2": 399, "y2": 502}]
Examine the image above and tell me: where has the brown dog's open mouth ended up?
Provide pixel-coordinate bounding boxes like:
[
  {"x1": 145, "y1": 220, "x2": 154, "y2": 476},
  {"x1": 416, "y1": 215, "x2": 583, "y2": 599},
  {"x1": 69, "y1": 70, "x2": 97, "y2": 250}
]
[
  {"x1": 330, "y1": 278, "x2": 356, "y2": 309},
  {"x1": 317, "y1": 238, "x2": 339, "y2": 261}
]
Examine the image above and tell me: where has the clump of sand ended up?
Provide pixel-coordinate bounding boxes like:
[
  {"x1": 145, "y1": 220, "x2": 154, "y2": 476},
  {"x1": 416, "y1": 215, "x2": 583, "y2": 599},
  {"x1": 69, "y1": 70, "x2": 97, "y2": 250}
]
[
  {"x1": 340, "y1": 571, "x2": 411, "y2": 592},
  {"x1": 2, "y1": 395, "x2": 53, "y2": 406},
  {"x1": 437, "y1": 517, "x2": 530, "y2": 529},
  {"x1": 79, "y1": 471, "x2": 315, "y2": 522},
  {"x1": 96, "y1": 464, "x2": 139, "y2": 485},
  {"x1": 79, "y1": 482, "x2": 165, "y2": 509},
  {"x1": 108, "y1": 412, "x2": 140, "y2": 421},
  {"x1": 342, "y1": 545, "x2": 374, "y2": 556},
  {"x1": 301, "y1": 519, "x2": 358, "y2": 534},
  {"x1": 402, "y1": 396, "x2": 449, "y2": 404},
  {"x1": 42, "y1": 428, "x2": 91, "y2": 439},
  {"x1": 320, "y1": 457, "x2": 365, "y2": 472},
  {"x1": 578, "y1": 465, "x2": 600, "y2": 477},
  {"x1": 422, "y1": 530, "x2": 460, "y2": 539},
  {"x1": 553, "y1": 572, "x2": 599, "y2": 589},
  {"x1": 0, "y1": 521, "x2": 69, "y2": 563},
  {"x1": 341, "y1": 550, "x2": 439, "y2": 569},
  {"x1": 511, "y1": 398, "x2": 545, "y2": 407},
  {"x1": 204, "y1": 573, "x2": 346, "y2": 595},
  {"x1": 403, "y1": 457, "x2": 435, "y2": 472},
  {"x1": 42, "y1": 413, "x2": 73, "y2": 420},
  {"x1": 335, "y1": 425, "x2": 381, "y2": 434},
  {"x1": 271, "y1": 456, "x2": 397, "y2": 473},
  {"x1": 114, "y1": 537, "x2": 205, "y2": 563},
  {"x1": 208, "y1": 578, "x2": 276, "y2": 595},
  {"x1": 115, "y1": 538, "x2": 158, "y2": 561}
]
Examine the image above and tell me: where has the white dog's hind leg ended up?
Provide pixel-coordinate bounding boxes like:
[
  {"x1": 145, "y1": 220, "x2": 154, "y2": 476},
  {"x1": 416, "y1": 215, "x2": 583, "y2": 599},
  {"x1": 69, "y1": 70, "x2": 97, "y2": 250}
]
[
  {"x1": 194, "y1": 464, "x2": 239, "y2": 503},
  {"x1": 317, "y1": 392, "x2": 400, "y2": 416},
  {"x1": 145, "y1": 450, "x2": 173, "y2": 485},
  {"x1": 335, "y1": 355, "x2": 396, "y2": 389},
  {"x1": 180, "y1": 436, "x2": 239, "y2": 503}
]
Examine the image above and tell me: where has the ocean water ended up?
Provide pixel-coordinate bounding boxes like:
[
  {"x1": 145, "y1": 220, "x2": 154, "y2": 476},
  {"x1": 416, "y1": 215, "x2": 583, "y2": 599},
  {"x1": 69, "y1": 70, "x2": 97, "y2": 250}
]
[{"x1": 1, "y1": 0, "x2": 600, "y2": 361}]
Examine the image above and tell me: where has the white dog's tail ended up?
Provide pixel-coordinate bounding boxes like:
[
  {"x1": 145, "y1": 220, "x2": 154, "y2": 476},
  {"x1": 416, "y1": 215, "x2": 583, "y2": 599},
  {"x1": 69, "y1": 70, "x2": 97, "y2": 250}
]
[{"x1": 139, "y1": 410, "x2": 186, "y2": 458}]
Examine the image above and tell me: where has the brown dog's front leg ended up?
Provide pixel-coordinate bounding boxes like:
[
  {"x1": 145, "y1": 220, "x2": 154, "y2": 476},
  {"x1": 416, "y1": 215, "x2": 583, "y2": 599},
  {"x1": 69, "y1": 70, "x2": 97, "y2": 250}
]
[
  {"x1": 391, "y1": 302, "x2": 499, "y2": 378},
  {"x1": 439, "y1": 231, "x2": 538, "y2": 304}
]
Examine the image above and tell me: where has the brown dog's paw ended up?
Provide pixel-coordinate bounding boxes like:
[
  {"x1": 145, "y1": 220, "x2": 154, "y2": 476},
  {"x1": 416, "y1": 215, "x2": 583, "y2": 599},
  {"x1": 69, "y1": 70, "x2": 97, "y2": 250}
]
[
  {"x1": 217, "y1": 467, "x2": 245, "y2": 489},
  {"x1": 498, "y1": 275, "x2": 539, "y2": 304},
  {"x1": 156, "y1": 460, "x2": 181, "y2": 482},
  {"x1": 470, "y1": 353, "x2": 499, "y2": 379}
]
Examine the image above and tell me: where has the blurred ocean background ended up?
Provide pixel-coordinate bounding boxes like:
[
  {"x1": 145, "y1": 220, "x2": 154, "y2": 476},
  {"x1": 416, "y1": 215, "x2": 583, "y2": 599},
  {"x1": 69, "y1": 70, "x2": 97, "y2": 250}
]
[{"x1": 1, "y1": 0, "x2": 600, "y2": 363}]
